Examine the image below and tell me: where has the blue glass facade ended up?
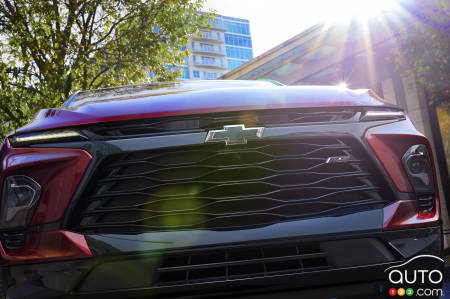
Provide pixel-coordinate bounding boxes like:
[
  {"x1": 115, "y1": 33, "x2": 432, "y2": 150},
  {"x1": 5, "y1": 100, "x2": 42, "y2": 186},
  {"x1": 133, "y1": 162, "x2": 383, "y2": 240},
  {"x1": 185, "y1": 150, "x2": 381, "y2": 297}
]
[
  {"x1": 224, "y1": 34, "x2": 252, "y2": 47},
  {"x1": 222, "y1": 16, "x2": 253, "y2": 71},
  {"x1": 227, "y1": 59, "x2": 245, "y2": 70},
  {"x1": 182, "y1": 14, "x2": 253, "y2": 79},
  {"x1": 226, "y1": 46, "x2": 253, "y2": 60},
  {"x1": 182, "y1": 67, "x2": 189, "y2": 79},
  {"x1": 223, "y1": 20, "x2": 250, "y2": 35}
]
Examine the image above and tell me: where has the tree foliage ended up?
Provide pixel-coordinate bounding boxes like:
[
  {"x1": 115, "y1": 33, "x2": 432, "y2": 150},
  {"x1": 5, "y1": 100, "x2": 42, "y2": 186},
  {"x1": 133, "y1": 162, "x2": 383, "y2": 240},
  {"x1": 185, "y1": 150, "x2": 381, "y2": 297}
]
[
  {"x1": 0, "y1": 0, "x2": 210, "y2": 138},
  {"x1": 388, "y1": 0, "x2": 449, "y2": 104},
  {"x1": 388, "y1": 0, "x2": 449, "y2": 178}
]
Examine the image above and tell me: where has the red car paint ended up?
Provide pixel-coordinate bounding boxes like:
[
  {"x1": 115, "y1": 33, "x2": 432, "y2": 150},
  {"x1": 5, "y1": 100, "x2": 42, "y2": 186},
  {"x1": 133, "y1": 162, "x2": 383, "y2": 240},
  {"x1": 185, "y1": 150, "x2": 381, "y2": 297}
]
[
  {"x1": 0, "y1": 141, "x2": 92, "y2": 225},
  {"x1": 382, "y1": 199, "x2": 440, "y2": 230},
  {"x1": 365, "y1": 118, "x2": 440, "y2": 229},
  {"x1": 0, "y1": 230, "x2": 92, "y2": 264}
]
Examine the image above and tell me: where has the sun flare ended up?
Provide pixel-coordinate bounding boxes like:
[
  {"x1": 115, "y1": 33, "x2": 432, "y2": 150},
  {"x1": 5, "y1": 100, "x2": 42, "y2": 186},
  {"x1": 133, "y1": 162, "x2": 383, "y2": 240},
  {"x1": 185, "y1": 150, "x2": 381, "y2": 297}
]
[{"x1": 324, "y1": 0, "x2": 401, "y2": 23}]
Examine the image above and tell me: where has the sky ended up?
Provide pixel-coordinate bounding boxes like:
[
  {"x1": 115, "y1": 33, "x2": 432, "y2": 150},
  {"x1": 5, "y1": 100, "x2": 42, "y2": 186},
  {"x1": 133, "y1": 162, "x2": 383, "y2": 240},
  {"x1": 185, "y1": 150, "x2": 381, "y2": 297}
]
[{"x1": 204, "y1": 0, "x2": 400, "y2": 57}]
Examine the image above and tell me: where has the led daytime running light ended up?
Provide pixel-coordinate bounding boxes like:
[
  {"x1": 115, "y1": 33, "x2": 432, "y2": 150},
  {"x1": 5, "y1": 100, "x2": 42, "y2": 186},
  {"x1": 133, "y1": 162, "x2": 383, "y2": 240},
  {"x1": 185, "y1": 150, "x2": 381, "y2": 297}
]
[
  {"x1": 11, "y1": 130, "x2": 85, "y2": 146},
  {"x1": 360, "y1": 110, "x2": 405, "y2": 121}
]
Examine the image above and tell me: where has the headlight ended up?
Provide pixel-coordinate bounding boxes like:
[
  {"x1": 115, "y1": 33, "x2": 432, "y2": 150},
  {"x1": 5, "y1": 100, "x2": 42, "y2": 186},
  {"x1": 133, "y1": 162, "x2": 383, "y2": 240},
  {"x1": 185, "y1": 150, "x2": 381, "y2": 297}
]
[
  {"x1": 0, "y1": 175, "x2": 41, "y2": 229},
  {"x1": 402, "y1": 144, "x2": 434, "y2": 194},
  {"x1": 9, "y1": 130, "x2": 86, "y2": 146}
]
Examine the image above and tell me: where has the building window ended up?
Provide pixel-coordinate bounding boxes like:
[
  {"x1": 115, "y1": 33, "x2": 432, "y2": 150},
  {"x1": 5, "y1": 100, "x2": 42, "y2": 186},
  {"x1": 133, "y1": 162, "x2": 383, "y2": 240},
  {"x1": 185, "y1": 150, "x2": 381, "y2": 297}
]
[
  {"x1": 200, "y1": 43, "x2": 214, "y2": 51},
  {"x1": 209, "y1": 18, "x2": 224, "y2": 29},
  {"x1": 193, "y1": 55, "x2": 197, "y2": 62},
  {"x1": 182, "y1": 67, "x2": 189, "y2": 79},
  {"x1": 199, "y1": 30, "x2": 212, "y2": 39},
  {"x1": 223, "y1": 20, "x2": 250, "y2": 35},
  {"x1": 226, "y1": 46, "x2": 253, "y2": 60},
  {"x1": 191, "y1": 42, "x2": 195, "y2": 49},
  {"x1": 217, "y1": 32, "x2": 221, "y2": 40},
  {"x1": 193, "y1": 70, "x2": 200, "y2": 78},
  {"x1": 203, "y1": 71, "x2": 217, "y2": 80},
  {"x1": 225, "y1": 33, "x2": 252, "y2": 48},
  {"x1": 201, "y1": 56, "x2": 215, "y2": 65},
  {"x1": 227, "y1": 59, "x2": 245, "y2": 70}
]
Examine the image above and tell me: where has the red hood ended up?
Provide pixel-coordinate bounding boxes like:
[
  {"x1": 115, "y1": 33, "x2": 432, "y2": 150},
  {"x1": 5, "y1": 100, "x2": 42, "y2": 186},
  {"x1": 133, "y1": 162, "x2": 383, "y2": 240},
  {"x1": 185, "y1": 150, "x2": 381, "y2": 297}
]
[{"x1": 14, "y1": 85, "x2": 397, "y2": 135}]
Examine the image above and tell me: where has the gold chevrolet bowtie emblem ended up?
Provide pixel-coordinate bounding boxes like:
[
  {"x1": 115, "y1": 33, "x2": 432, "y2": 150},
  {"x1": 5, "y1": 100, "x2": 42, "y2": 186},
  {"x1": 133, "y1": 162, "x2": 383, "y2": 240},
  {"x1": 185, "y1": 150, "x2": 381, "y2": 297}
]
[{"x1": 205, "y1": 124, "x2": 264, "y2": 145}]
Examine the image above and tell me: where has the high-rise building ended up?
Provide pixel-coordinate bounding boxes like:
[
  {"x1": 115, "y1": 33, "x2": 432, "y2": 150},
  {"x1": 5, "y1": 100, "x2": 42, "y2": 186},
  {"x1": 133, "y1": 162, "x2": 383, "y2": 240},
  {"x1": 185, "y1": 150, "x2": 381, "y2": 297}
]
[{"x1": 181, "y1": 14, "x2": 253, "y2": 80}]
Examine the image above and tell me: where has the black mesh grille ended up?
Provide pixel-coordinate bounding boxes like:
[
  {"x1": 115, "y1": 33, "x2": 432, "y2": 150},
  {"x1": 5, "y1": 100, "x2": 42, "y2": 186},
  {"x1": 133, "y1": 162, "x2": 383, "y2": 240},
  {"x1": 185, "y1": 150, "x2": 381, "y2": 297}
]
[
  {"x1": 71, "y1": 137, "x2": 391, "y2": 233},
  {"x1": 88, "y1": 109, "x2": 357, "y2": 138}
]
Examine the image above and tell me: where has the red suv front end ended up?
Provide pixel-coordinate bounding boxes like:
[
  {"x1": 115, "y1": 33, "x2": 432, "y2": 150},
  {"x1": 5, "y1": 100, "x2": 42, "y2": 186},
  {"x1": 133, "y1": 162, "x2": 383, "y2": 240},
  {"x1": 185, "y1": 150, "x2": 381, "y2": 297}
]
[{"x1": 0, "y1": 81, "x2": 443, "y2": 298}]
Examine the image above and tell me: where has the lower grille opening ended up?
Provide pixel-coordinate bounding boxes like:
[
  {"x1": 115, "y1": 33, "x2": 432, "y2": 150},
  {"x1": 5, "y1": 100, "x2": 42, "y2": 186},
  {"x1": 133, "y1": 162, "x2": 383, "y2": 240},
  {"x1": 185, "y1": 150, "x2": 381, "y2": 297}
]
[
  {"x1": 1, "y1": 231, "x2": 26, "y2": 250},
  {"x1": 76, "y1": 238, "x2": 400, "y2": 292},
  {"x1": 155, "y1": 241, "x2": 331, "y2": 286},
  {"x1": 418, "y1": 194, "x2": 434, "y2": 212}
]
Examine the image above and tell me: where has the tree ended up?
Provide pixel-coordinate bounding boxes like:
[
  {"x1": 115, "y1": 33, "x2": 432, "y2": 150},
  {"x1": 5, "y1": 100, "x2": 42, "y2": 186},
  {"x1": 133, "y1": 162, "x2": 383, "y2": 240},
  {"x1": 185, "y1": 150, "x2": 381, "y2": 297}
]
[
  {"x1": 388, "y1": 0, "x2": 450, "y2": 187},
  {"x1": 0, "y1": 0, "x2": 210, "y2": 138},
  {"x1": 388, "y1": 0, "x2": 449, "y2": 104}
]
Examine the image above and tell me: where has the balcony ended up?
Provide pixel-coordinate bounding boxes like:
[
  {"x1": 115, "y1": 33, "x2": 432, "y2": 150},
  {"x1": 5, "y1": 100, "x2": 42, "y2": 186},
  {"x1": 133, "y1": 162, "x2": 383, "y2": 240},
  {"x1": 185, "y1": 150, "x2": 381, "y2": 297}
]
[
  {"x1": 208, "y1": 21, "x2": 227, "y2": 31},
  {"x1": 192, "y1": 47, "x2": 226, "y2": 56},
  {"x1": 193, "y1": 34, "x2": 224, "y2": 43},
  {"x1": 193, "y1": 60, "x2": 227, "y2": 69}
]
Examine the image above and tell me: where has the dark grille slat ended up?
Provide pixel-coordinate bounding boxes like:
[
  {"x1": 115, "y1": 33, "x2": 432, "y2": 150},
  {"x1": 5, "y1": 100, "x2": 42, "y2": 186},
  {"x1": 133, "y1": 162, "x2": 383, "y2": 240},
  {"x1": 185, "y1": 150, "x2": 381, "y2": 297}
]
[
  {"x1": 118, "y1": 142, "x2": 350, "y2": 160},
  {"x1": 71, "y1": 137, "x2": 391, "y2": 233},
  {"x1": 79, "y1": 202, "x2": 382, "y2": 230},
  {"x1": 99, "y1": 167, "x2": 363, "y2": 183},
  {"x1": 80, "y1": 197, "x2": 380, "y2": 216},
  {"x1": 77, "y1": 201, "x2": 382, "y2": 231},
  {"x1": 97, "y1": 171, "x2": 370, "y2": 190},
  {"x1": 109, "y1": 145, "x2": 351, "y2": 168},
  {"x1": 87, "y1": 184, "x2": 378, "y2": 200},
  {"x1": 90, "y1": 109, "x2": 358, "y2": 138},
  {"x1": 108, "y1": 157, "x2": 334, "y2": 172},
  {"x1": 92, "y1": 184, "x2": 375, "y2": 203},
  {"x1": 84, "y1": 187, "x2": 379, "y2": 213}
]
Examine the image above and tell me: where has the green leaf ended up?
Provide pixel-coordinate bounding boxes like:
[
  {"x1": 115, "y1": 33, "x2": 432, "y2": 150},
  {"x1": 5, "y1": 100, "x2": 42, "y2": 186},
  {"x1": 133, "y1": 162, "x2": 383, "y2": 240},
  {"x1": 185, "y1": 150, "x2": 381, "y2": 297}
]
[{"x1": 0, "y1": 0, "x2": 211, "y2": 139}]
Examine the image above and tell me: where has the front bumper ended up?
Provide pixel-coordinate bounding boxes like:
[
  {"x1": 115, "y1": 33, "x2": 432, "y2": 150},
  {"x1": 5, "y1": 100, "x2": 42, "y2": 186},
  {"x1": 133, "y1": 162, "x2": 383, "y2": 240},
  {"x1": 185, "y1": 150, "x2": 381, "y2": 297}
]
[{"x1": 2, "y1": 226, "x2": 442, "y2": 299}]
